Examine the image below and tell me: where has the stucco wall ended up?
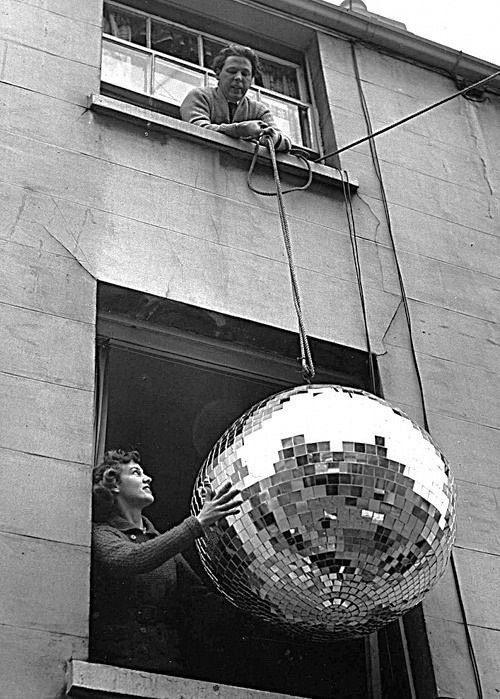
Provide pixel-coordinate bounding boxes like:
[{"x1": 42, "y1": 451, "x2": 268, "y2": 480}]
[
  {"x1": 0, "y1": 0, "x2": 498, "y2": 696},
  {"x1": 318, "y1": 32, "x2": 500, "y2": 697},
  {"x1": 0, "y1": 1, "x2": 99, "y2": 696}
]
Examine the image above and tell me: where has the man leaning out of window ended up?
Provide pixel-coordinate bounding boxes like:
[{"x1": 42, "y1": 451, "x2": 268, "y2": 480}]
[{"x1": 180, "y1": 44, "x2": 291, "y2": 152}]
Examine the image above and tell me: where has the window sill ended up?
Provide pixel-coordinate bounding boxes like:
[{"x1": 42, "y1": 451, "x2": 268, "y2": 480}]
[
  {"x1": 88, "y1": 93, "x2": 358, "y2": 191},
  {"x1": 66, "y1": 660, "x2": 303, "y2": 698}
]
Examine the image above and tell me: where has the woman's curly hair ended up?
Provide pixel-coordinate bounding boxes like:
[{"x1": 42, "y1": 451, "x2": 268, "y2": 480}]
[
  {"x1": 212, "y1": 44, "x2": 261, "y2": 80},
  {"x1": 92, "y1": 449, "x2": 141, "y2": 523}
]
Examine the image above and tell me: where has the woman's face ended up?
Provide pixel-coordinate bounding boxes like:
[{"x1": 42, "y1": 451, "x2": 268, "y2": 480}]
[{"x1": 115, "y1": 461, "x2": 154, "y2": 508}]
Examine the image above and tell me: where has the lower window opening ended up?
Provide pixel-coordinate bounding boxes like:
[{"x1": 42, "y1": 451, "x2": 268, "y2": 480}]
[{"x1": 90, "y1": 284, "x2": 425, "y2": 698}]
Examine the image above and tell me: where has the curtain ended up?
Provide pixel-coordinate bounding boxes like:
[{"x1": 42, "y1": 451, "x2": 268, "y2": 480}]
[{"x1": 93, "y1": 340, "x2": 110, "y2": 466}]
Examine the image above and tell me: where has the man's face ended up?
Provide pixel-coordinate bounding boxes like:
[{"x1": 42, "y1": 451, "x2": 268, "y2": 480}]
[{"x1": 217, "y1": 55, "x2": 253, "y2": 102}]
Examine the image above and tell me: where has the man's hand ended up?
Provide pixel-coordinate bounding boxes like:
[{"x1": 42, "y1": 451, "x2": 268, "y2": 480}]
[
  {"x1": 231, "y1": 120, "x2": 270, "y2": 139},
  {"x1": 196, "y1": 481, "x2": 242, "y2": 529},
  {"x1": 219, "y1": 119, "x2": 289, "y2": 151},
  {"x1": 258, "y1": 127, "x2": 291, "y2": 153},
  {"x1": 238, "y1": 122, "x2": 290, "y2": 152}
]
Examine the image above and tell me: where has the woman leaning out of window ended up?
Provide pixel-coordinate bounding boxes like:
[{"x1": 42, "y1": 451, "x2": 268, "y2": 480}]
[{"x1": 90, "y1": 449, "x2": 241, "y2": 674}]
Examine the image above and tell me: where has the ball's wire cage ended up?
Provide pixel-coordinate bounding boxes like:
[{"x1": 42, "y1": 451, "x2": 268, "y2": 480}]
[{"x1": 191, "y1": 384, "x2": 456, "y2": 641}]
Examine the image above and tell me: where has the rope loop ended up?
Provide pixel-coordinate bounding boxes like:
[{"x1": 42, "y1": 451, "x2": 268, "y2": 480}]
[
  {"x1": 300, "y1": 358, "x2": 315, "y2": 384},
  {"x1": 246, "y1": 139, "x2": 313, "y2": 196}
]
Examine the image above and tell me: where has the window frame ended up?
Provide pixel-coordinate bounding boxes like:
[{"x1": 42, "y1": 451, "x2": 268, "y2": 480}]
[
  {"x1": 92, "y1": 327, "x2": 416, "y2": 698},
  {"x1": 101, "y1": 0, "x2": 319, "y2": 151}
]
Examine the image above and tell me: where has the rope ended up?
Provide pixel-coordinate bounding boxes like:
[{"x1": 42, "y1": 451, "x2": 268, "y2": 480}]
[
  {"x1": 337, "y1": 168, "x2": 377, "y2": 394},
  {"x1": 247, "y1": 136, "x2": 315, "y2": 381}
]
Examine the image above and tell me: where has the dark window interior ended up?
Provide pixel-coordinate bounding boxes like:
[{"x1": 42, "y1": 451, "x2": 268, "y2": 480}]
[
  {"x1": 92, "y1": 284, "x2": 431, "y2": 698},
  {"x1": 102, "y1": 345, "x2": 370, "y2": 697}
]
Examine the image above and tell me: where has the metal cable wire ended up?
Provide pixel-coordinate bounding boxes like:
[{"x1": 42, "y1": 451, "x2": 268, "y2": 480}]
[
  {"x1": 315, "y1": 69, "x2": 500, "y2": 164},
  {"x1": 349, "y1": 42, "x2": 430, "y2": 432},
  {"x1": 337, "y1": 168, "x2": 377, "y2": 394},
  {"x1": 247, "y1": 137, "x2": 315, "y2": 381},
  {"x1": 349, "y1": 41, "x2": 484, "y2": 699}
]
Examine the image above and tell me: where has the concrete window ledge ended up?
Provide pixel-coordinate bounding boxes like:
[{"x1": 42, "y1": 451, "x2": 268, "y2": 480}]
[
  {"x1": 88, "y1": 94, "x2": 358, "y2": 191},
  {"x1": 66, "y1": 660, "x2": 303, "y2": 699}
]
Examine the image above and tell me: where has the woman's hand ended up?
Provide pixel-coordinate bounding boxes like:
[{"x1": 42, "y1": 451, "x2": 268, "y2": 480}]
[{"x1": 196, "y1": 481, "x2": 242, "y2": 529}]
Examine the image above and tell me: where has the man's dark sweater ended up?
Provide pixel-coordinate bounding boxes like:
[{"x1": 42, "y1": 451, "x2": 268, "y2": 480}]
[{"x1": 180, "y1": 85, "x2": 291, "y2": 151}]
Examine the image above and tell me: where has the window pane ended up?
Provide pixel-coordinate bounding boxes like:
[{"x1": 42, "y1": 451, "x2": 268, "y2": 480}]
[
  {"x1": 203, "y1": 38, "x2": 226, "y2": 69},
  {"x1": 153, "y1": 57, "x2": 204, "y2": 105},
  {"x1": 257, "y1": 57, "x2": 299, "y2": 99},
  {"x1": 262, "y1": 95, "x2": 303, "y2": 145},
  {"x1": 151, "y1": 20, "x2": 199, "y2": 64},
  {"x1": 102, "y1": 39, "x2": 151, "y2": 94},
  {"x1": 103, "y1": 3, "x2": 146, "y2": 45},
  {"x1": 247, "y1": 86, "x2": 259, "y2": 101}
]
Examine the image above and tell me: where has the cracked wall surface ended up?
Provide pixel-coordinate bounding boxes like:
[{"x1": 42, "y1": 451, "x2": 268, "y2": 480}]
[
  {"x1": 0, "y1": 2, "x2": 99, "y2": 697},
  {"x1": 0, "y1": 0, "x2": 499, "y2": 696}
]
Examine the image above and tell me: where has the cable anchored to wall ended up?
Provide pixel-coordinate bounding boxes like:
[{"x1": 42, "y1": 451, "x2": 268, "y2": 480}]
[{"x1": 315, "y1": 68, "x2": 500, "y2": 164}]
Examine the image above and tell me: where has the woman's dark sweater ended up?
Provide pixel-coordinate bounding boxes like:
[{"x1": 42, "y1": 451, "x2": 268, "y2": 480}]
[{"x1": 90, "y1": 513, "x2": 206, "y2": 673}]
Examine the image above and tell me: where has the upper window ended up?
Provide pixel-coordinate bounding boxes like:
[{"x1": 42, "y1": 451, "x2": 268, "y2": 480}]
[{"x1": 101, "y1": 1, "x2": 316, "y2": 149}]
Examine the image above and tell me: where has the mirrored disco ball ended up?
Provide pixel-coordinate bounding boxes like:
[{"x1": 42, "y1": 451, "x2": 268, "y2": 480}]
[{"x1": 191, "y1": 385, "x2": 456, "y2": 640}]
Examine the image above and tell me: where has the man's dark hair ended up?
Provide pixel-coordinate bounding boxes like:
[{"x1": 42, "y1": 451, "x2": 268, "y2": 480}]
[
  {"x1": 92, "y1": 449, "x2": 141, "y2": 523},
  {"x1": 212, "y1": 44, "x2": 261, "y2": 79}
]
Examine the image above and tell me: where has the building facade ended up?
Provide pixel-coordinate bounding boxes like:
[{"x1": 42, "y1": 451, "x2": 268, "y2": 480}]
[{"x1": 0, "y1": 0, "x2": 499, "y2": 697}]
